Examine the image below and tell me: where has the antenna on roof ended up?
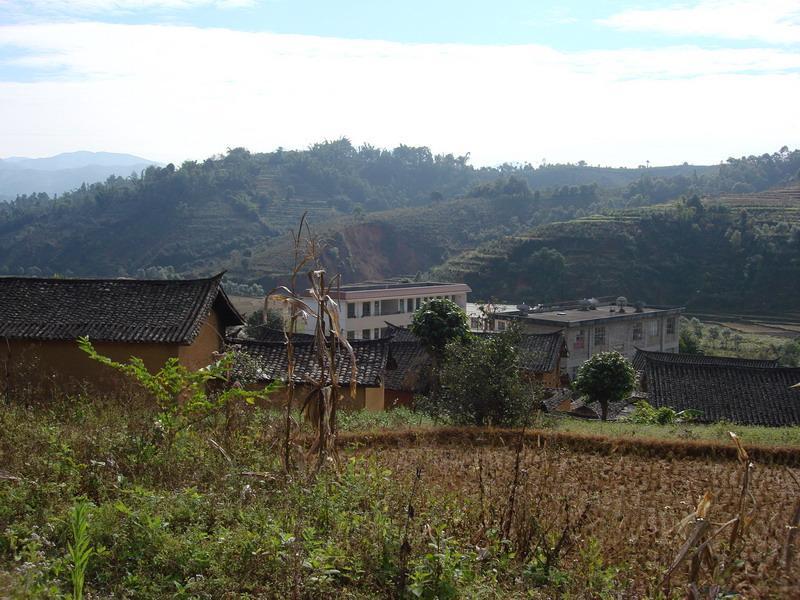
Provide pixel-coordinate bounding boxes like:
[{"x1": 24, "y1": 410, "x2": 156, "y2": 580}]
[{"x1": 616, "y1": 296, "x2": 628, "y2": 314}]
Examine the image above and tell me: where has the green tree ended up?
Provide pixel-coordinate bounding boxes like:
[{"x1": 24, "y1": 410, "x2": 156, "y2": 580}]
[
  {"x1": 574, "y1": 352, "x2": 636, "y2": 421},
  {"x1": 679, "y1": 328, "x2": 704, "y2": 355},
  {"x1": 409, "y1": 298, "x2": 470, "y2": 358},
  {"x1": 434, "y1": 328, "x2": 529, "y2": 426},
  {"x1": 245, "y1": 308, "x2": 284, "y2": 338}
]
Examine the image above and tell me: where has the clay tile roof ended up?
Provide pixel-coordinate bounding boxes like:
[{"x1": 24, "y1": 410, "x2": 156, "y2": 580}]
[
  {"x1": 632, "y1": 348, "x2": 779, "y2": 371},
  {"x1": 639, "y1": 353, "x2": 800, "y2": 426},
  {"x1": 227, "y1": 337, "x2": 391, "y2": 387},
  {"x1": 474, "y1": 330, "x2": 565, "y2": 374},
  {"x1": 381, "y1": 324, "x2": 564, "y2": 391},
  {"x1": 0, "y1": 273, "x2": 243, "y2": 344}
]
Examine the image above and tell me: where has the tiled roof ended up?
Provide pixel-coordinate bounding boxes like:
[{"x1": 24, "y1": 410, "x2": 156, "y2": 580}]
[
  {"x1": 514, "y1": 331, "x2": 565, "y2": 374},
  {"x1": 0, "y1": 274, "x2": 242, "y2": 344},
  {"x1": 381, "y1": 324, "x2": 565, "y2": 391},
  {"x1": 384, "y1": 341, "x2": 432, "y2": 391},
  {"x1": 632, "y1": 349, "x2": 779, "y2": 371},
  {"x1": 244, "y1": 326, "x2": 314, "y2": 343},
  {"x1": 227, "y1": 337, "x2": 391, "y2": 386},
  {"x1": 640, "y1": 353, "x2": 800, "y2": 427},
  {"x1": 382, "y1": 323, "x2": 418, "y2": 343},
  {"x1": 473, "y1": 330, "x2": 565, "y2": 374}
]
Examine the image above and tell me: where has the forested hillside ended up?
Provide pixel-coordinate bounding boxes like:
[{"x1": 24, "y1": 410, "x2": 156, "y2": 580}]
[
  {"x1": 224, "y1": 180, "x2": 614, "y2": 285},
  {"x1": 434, "y1": 186, "x2": 800, "y2": 313},
  {"x1": 0, "y1": 141, "x2": 797, "y2": 298}
]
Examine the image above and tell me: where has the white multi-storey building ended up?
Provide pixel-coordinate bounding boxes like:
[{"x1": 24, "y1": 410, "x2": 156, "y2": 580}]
[
  {"x1": 301, "y1": 280, "x2": 471, "y2": 340},
  {"x1": 491, "y1": 298, "x2": 683, "y2": 379}
]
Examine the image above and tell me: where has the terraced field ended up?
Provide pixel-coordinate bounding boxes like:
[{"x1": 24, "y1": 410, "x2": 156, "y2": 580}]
[{"x1": 711, "y1": 184, "x2": 800, "y2": 226}]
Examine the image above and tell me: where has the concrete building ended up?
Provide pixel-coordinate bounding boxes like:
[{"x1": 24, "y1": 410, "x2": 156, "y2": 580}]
[
  {"x1": 301, "y1": 280, "x2": 471, "y2": 340},
  {"x1": 492, "y1": 297, "x2": 683, "y2": 380}
]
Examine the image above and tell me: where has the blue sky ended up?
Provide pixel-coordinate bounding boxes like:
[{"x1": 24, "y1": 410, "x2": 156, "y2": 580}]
[{"x1": 0, "y1": 0, "x2": 798, "y2": 166}]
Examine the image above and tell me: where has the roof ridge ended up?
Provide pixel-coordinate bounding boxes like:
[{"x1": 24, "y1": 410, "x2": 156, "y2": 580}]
[
  {"x1": 646, "y1": 358, "x2": 799, "y2": 373},
  {"x1": 0, "y1": 273, "x2": 226, "y2": 285}
]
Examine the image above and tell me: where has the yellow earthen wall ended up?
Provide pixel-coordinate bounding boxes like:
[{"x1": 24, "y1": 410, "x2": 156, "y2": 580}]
[
  {"x1": 1, "y1": 310, "x2": 226, "y2": 396},
  {"x1": 178, "y1": 311, "x2": 223, "y2": 371}
]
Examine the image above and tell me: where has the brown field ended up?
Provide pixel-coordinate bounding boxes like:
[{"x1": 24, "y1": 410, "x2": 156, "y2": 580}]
[{"x1": 351, "y1": 438, "x2": 800, "y2": 598}]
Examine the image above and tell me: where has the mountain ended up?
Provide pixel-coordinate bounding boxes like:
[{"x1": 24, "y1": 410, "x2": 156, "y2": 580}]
[
  {"x1": 0, "y1": 151, "x2": 160, "y2": 200},
  {"x1": 0, "y1": 141, "x2": 797, "y2": 314},
  {"x1": 431, "y1": 185, "x2": 800, "y2": 314}
]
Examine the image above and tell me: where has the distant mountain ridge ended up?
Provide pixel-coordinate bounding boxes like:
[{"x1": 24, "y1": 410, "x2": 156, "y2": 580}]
[
  {"x1": 0, "y1": 151, "x2": 160, "y2": 200},
  {"x1": 0, "y1": 141, "x2": 797, "y2": 318}
]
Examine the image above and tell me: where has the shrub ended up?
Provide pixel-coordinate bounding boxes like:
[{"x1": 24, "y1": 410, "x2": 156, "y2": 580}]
[
  {"x1": 627, "y1": 400, "x2": 702, "y2": 425},
  {"x1": 426, "y1": 328, "x2": 532, "y2": 426},
  {"x1": 574, "y1": 352, "x2": 636, "y2": 421}
]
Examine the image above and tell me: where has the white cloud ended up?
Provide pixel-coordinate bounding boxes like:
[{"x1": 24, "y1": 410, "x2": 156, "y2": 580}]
[
  {"x1": 0, "y1": 21, "x2": 798, "y2": 166},
  {"x1": 4, "y1": 0, "x2": 255, "y2": 16},
  {"x1": 600, "y1": 0, "x2": 800, "y2": 45}
]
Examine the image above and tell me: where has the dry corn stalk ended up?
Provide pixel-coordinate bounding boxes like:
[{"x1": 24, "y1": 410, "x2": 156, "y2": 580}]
[
  {"x1": 267, "y1": 219, "x2": 356, "y2": 474},
  {"x1": 662, "y1": 432, "x2": 756, "y2": 598}
]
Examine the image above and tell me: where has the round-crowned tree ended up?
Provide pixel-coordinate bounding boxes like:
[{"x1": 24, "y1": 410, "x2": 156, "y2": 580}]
[
  {"x1": 574, "y1": 351, "x2": 636, "y2": 421},
  {"x1": 409, "y1": 298, "x2": 470, "y2": 358}
]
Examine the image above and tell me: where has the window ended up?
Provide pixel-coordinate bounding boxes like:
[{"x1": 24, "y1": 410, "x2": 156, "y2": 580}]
[
  {"x1": 374, "y1": 301, "x2": 380, "y2": 316},
  {"x1": 347, "y1": 302, "x2": 356, "y2": 319},
  {"x1": 497, "y1": 320, "x2": 507, "y2": 331},
  {"x1": 398, "y1": 300, "x2": 404, "y2": 314},
  {"x1": 470, "y1": 317, "x2": 480, "y2": 329},
  {"x1": 632, "y1": 322, "x2": 643, "y2": 342},
  {"x1": 666, "y1": 317, "x2": 676, "y2": 336},
  {"x1": 346, "y1": 330, "x2": 355, "y2": 340},
  {"x1": 594, "y1": 326, "x2": 606, "y2": 347},
  {"x1": 380, "y1": 327, "x2": 387, "y2": 337},
  {"x1": 407, "y1": 298, "x2": 414, "y2": 312},
  {"x1": 362, "y1": 329, "x2": 371, "y2": 340},
  {"x1": 648, "y1": 320, "x2": 659, "y2": 337},
  {"x1": 374, "y1": 328, "x2": 380, "y2": 339},
  {"x1": 415, "y1": 298, "x2": 421, "y2": 309},
  {"x1": 574, "y1": 329, "x2": 585, "y2": 350},
  {"x1": 362, "y1": 302, "x2": 371, "y2": 317}
]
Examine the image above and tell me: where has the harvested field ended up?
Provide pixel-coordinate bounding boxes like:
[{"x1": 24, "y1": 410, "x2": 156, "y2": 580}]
[
  {"x1": 337, "y1": 426, "x2": 800, "y2": 466},
  {"x1": 352, "y1": 440, "x2": 800, "y2": 598}
]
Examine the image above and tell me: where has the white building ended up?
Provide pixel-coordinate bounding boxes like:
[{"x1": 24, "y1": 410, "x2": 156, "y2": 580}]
[
  {"x1": 301, "y1": 280, "x2": 471, "y2": 340},
  {"x1": 491, "y1": 298, "x2": 683, "y2": 379}
]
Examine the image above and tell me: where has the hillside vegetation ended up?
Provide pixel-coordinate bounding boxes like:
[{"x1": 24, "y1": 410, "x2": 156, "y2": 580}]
[
  {"x1": 434, "y1": 185, "x2": 800, "y2": 313},
  {"x1": 1, "y1": 141, "x2": 797, "y2": 286}
]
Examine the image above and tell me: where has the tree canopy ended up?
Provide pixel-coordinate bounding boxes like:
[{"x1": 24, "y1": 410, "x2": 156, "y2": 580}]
[
  {"x1": 574, "y1": 351, "x2": 636, "y2": 421},
  {"x1": 409, "y1": 298, "x2": 470, "y2": 358}
]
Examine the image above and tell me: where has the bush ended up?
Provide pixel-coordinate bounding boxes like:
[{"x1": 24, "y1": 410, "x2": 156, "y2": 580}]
[
  {"x1": 626, "y1": 400, "x2": 702, "y2": 425},
  {"x1": 424, "y1": 328, "x2": 532, "y2": 426},
  {"x1": 574, "y1": 352, "x2": 635, "y2": 421}
]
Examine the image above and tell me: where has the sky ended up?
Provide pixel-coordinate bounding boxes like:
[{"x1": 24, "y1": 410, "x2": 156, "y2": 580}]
[{"x1": 0, "y1": 0, "x2": 798, "y2": 167}]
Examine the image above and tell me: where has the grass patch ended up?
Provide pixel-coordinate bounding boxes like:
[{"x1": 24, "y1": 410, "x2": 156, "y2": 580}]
[{"x1": 546, "y1": 416, "x2": 800, "y2": 447}]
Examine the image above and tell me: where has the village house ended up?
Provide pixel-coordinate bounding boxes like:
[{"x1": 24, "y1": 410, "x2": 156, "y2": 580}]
[
  {"x1": 382, "y1": 323, "x2": 568, "y2": 407},
  {"x1": 491, "y1": 297, "x2": 683, "y2": 380},
  {"x1": 299, "y1": 280, "x2": 471, "y2": 340},
  {"x1": 227, "y1": 336, "x2": 393, "y2": 411},
  {"x1": 0, "y1": 274, "x2": 243, "y2": 395},
  {"x1": 634, "y1": 349, "x2": 800, "y2": 427}
]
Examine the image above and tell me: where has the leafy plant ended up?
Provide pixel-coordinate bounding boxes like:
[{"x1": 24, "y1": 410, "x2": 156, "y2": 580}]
[
  {"x1": 627, "y1": 400, "x2": 701, "y2": 425},
  {"x1": 78, "y1": 337, "x2": 274, "y2": 449},
  {"x1": 66, "y1": 500, "x2": 93, "y2": 600}
]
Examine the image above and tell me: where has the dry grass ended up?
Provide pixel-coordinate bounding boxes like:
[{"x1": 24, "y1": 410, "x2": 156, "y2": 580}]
[
  {"x1": 352, "y1": 439, "x2": 800, "y2": 597},
  {"x1": 336, "y1": 426, "x2": 800, "y2": 467}
]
